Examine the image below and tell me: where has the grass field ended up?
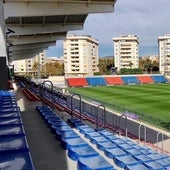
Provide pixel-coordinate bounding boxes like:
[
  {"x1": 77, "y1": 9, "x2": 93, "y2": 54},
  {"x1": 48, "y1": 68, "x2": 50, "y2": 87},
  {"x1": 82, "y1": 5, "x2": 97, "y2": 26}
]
[{"x1": 68, "y1": 83, "x2": 170, "y2": 130}]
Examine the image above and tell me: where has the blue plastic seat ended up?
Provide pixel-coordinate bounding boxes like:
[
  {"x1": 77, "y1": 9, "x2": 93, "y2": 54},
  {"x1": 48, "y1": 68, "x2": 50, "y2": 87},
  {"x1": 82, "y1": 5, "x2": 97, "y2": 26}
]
[
  {"x1": 126, "y1": 148, "x2": 143, "y2": 156},
  {"x1": 0, "y1": 124, "x2": 24, "y2": 135},
  {"x1": 47, "y1": 119, "x2": 64, "y2": 128},
  {"x1": 77, "y1": 155, "x2": 115, "y2": 170},
  {"x1": 51, "y1": 124, "x2": 71, "y2": 133},
  {"x1": 107, "y1": 137, "x2": 126, "y2": 145},
  {"x1": 126, "y1": 163, "x2": 149, "y2": 170},
  {"x1": 90, "y1": 136, "x2": 108, "y2": 145},
  {"x1": 78, "y1": 125, "x2": 95, "y2": 134},
  {"x1": 104, "y1": 147, "x2": 127, "y2": 159},
  {"x1": 118, "y1": 143, "x2": 133, "y2": 150},
  {"x1": 56, "y1": 130, "x2": 79, "y2": 141},
  {"x1": 97, "y1": 141, "x2": 117, "y2": 151},
  {"x1": 68, "y1": 145, "x2": 99, "y2": 161},
  {"x1": 0, "y1": 150, "x2": 34, "y2": 170},
  {"x1": 114, "y1": 155, "x2": 139, "y2": 168},
  {"x1": 0, "y1": 107, "x2": 20, "y2": 113},
  {"x1": 0, "y1": 134, "x2": 28, "y2": 152},
  {"x1": 133, "y1": 154, "x2": 153, "y2": 163},
  {"x1": 0, "y1": 117, "x2": 22, "y2": 125},
  {"x1": 98, "y1": 129, "x2": 115, "y2": 137},
  {"x1": 144, "y1": 161, "x2": 165, "y2": 170},
  {"x1": 156, "y1": 158, "x2": 170, "y2": 168},
  {"x1": 148, "y1": 153, "x2": 168, "y2": 160},
  {"x1": 0, "y1": 112, "x2": 20, "y2": 117},
  {"x1": 61, "y1": 137, "x2": 88, "y2": 150},
  {"x1": 84, "y1": 131, "x2": 102, "y2": 140}
]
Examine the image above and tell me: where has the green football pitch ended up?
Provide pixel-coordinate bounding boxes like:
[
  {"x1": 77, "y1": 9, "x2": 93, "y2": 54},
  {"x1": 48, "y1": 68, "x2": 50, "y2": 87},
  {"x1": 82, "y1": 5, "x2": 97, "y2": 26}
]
[{"x1": 68, "y1": 83, "x2": 170, "y2": 130}]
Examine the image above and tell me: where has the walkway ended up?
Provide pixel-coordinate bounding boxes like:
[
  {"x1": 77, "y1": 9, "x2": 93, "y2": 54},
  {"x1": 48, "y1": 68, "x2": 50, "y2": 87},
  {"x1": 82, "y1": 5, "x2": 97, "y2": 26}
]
[{"x1": 14, "y1": 84, "x2": 76, "y2": 170}]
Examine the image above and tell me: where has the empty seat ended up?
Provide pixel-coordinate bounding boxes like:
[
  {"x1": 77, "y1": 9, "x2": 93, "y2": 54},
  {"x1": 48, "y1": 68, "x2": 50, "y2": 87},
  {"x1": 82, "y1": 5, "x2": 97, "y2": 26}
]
[
  {"x1": 152, "y1": 75, "x2": 168, "y2": 83},
  {"x1": 0, "y1": 124, "x2": 24, "y2": 136},
  {"x1": 67, "y1": 78, "x2": 88, "y2": 87},
  {"x1": 97, "y1": 141, "x2": 117, "y2": 151},
  {"x1": 0, "y1": 134, "x2": 28, "y2": 152},
  {"x1": 105, "y1": 76, "x2": 124, "y2": 85},
  {"x1": 86, "y1": 77, "x2": 106, "y2": 86},
  {"x1": 121, "y1": 76, "x2": 140, "y2": 84},
  {"x1": 104, "y1": 147, "x2": 127, "y2": 159},
  {"x1": 0, "y1": 150, "x2": 34, "y2": 170},
  {"x1": 137, "y1": 75, "x2": 154, "y2": 84},
  {"x1": 126, "y1": 163, "x2": 149, "y2": 170},
  {"x1": 114, "y1": 155, "x2": 139, "y2": 169},
  {"x1": 84, "y1": 131, "x2": 102, "y2": 140},
  {"x1": 61, "y1": 136, "x2": 88, "y2": 150},
  {"x1": 0, "y1": 117, "x2": 22, "y2": 125},
  {"x1": 77, "y1": 155, "x2": 115, "y2": 170},
  {"x1": 133, "y1": 154, "x2": 153, "y2": 163},
  {"x1": 144, "y1": 161, "x2": 165, "y2": 170},
  {"x1": 68, "y1": 145, "x2": 99, "y2": 161}
]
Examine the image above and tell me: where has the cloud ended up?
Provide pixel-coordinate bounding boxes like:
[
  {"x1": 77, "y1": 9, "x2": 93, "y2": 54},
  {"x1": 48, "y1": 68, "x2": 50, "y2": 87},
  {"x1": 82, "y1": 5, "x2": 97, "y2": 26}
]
[{"x1": 46, "y1": 0, "x2": 170, "y2": 57}]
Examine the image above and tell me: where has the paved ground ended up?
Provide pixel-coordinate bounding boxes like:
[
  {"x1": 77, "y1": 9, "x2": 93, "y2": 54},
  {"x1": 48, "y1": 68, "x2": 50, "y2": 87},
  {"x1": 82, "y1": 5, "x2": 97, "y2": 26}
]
[{"x1": 14, "y1": 84, "x2": 77, "y2": 170}]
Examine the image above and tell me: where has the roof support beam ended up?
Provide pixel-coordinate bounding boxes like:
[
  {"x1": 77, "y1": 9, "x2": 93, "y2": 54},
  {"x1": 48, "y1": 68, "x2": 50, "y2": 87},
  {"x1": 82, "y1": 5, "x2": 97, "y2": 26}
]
[
  {"x1": 8, "y1": 32, "x2": 66, "y2": 45},
  {"x1": 4, "y1": 1, "x2": 115, "y2": 18},
  {"x1": 10, "y1": 41, "x2": 56, "y2": 51},
  {"x1": 5, "y1": 24, "x2": 83, "y2": 36}
]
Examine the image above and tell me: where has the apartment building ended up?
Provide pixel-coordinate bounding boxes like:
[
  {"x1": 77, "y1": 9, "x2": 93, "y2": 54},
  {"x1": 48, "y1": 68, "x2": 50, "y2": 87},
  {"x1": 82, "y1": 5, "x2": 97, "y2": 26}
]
[
  {"x1": 113, "y1": 35, "x2": 139, "y2": 71},
  {"x1": 64, "y1": 35, "x2": 99, "y2": 77},
  {"x1": 12, "y1": 51, "x2": 46, "y2": 76},
  {"x1": 158, "y1": 34, "x2": 170, "y2": 75}
]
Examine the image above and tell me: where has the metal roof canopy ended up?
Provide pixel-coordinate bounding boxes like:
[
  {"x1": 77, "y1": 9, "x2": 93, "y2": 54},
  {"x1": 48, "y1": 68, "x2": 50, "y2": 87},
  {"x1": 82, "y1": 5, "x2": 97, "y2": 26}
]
[{"x1": 3, "y1": 0, "x2": 117, "y2": 61}]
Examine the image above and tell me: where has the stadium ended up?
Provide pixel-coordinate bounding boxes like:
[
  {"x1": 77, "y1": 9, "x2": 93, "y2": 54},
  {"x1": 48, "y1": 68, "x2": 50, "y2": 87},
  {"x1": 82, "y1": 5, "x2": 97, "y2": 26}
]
[
  {"x1": 12, "y1": 73, "x2": 170, "y2": 170},
  {"x1": 1, "y1": 0, "x2": 170, "y2": 169}
]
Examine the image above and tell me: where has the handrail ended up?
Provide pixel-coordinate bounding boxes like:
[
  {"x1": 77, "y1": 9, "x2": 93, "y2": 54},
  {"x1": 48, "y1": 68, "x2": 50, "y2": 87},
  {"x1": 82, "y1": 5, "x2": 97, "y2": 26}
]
[
  {"x1": 156, "y1": 132, "x2": 164, "y2": 152},
  {"x1": 71, "y1": 93, "x2": 81, "y2": 120},
  {"x1": 138, "y1": 124, "x2": 146, "y2": 143},
  {"x1": 42, "y1": 80, "x2": 54, "y2": 110},
  {"x1": 118, "y1": 114, "x2": 127, "y2": 137},
  {"x1": 91, "y1": 105, "x2": 96, "y2": 116},
  {"x1": 112, "y1": 114, "x2": 117, "y2": 127},
  {"x1": 96, "y1": 104, "x2": 106, "y2": 130}
]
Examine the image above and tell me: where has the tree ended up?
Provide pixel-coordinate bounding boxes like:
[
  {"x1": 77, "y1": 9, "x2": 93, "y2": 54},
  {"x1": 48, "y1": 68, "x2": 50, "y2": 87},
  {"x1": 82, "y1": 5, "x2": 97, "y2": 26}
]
[
  {"x1": 97, "y1": 57, "x2": 114, "y2": 75},
  {"x1": 139, "y1": 57, "x2": 159, "y2": 74},
  {"x1": 45, "y1": 62, "x2": 64, "y2": 76}
]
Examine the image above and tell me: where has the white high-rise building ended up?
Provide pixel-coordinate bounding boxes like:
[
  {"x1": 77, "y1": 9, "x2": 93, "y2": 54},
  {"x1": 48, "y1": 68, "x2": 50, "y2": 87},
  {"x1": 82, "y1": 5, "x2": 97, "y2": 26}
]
[
  {"x1": 113, "y1": 35, "x2": 139, "y2": 72},
  {"x1": 158, "y1": 34, "x2": 170, "y2": 75},
  {"x1": 64, "y1": 35, "x2": 99, "y2": 77},
  {"x1": 12, "y1": 51, "x2": 46, "y2": 76}
]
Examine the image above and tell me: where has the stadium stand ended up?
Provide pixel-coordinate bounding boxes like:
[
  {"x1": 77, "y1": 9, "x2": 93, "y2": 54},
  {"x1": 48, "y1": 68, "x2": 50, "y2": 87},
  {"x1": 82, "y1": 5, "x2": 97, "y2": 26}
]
[
  {"x1": 66, "y1": 74, "x2": 168, "y2": 87},
  {"x1": 66, "y1": 77, "x2": 88, "y2": 87},
  {"x1": 71, "y1": 118, "x2": 170, "y2": 170},
  {"x1": 0, "y1": 90, "x2": 34, "y2": 170},
  {"x1": 36, "y1": 105, "x2": 116, "y2": 170},
  {"x1": 121, "y1": 76, "x2": 140, "y2": 84},
  {"x1": 86, "y1": 77, "x2": 106, "y2": 86},
  {"x1": 151, "y1": 75, "x2": 168, "y2": 83},
  {"x1": 137, "y1": 75, "x2": 154, "y2": 84},
  {"x1": 105, "y1": 76, "x2": 124, "y2": 85},
  {"x1": 14, "y1": 79, "x2": 170, "y2": 170}
]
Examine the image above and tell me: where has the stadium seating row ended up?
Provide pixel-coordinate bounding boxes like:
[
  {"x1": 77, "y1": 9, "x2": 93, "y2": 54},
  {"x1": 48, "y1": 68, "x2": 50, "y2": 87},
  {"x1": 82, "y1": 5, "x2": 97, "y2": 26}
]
[
  {"x1": 0, "y1": 90, "x2": 34, "y2": 170},
  {"x1": 36, "y1": 104, "x2": 170, "y2": 170},
  {"x1": 36, "y1": 105, "x2": 116, "y2": 170},
  {"x1": 66, "y1": 75, "x2": 168, "y2": 87},
  {"x1": 71, "y1": 118, "x2": 170, "y2": 170}
]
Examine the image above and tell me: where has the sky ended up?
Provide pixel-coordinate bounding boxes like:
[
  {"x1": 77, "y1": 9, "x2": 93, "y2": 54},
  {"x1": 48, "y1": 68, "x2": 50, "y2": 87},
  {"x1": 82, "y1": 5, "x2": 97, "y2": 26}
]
[{"x1": 45, "y1": 0, "x2": 170, "y2": 58}]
